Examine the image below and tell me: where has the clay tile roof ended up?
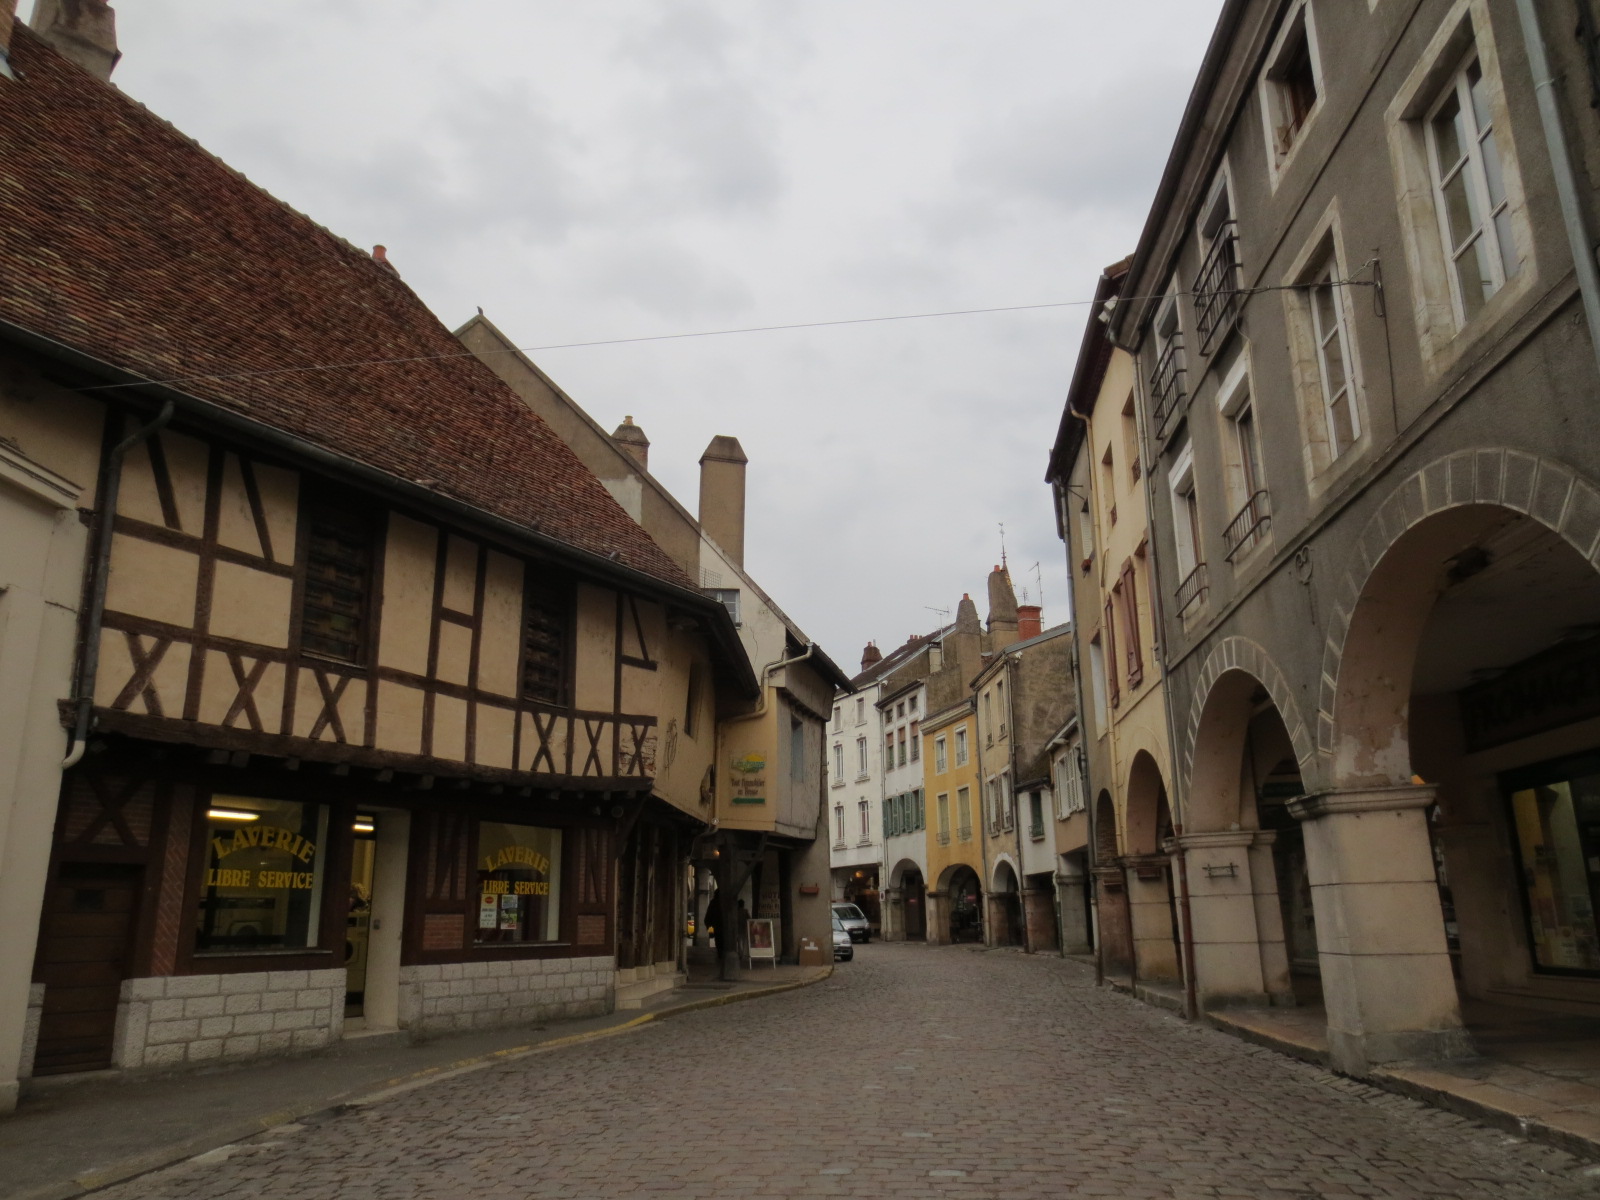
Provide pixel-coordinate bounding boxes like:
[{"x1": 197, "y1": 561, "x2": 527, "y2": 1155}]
[{"x1": 0, "y1": 28, "x2": 689, "y2": 588}]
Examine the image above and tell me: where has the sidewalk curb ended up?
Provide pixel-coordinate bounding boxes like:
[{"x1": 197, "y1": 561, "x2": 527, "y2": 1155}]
[
  {"x1": 1369, "y1": 1067, "x2": 1600, "y2": 1163},
  {"x1": 21, "y1": 966, "x2": 833, "y2": 1200}
]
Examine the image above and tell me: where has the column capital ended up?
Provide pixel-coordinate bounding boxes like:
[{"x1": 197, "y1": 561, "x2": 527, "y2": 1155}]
[
  {"x1": 1171, "y1": 828, "x2": 1276, "y2": 852},
  {"x1": 1288, "y1": 784, "x2": 1436, "y2": 821}
]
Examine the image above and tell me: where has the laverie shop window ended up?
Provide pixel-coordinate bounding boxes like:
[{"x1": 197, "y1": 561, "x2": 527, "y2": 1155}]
[
  {"x1": 197, "y1": 797, "x2": 329, "y2": 953},
  {"x1": 477, "y1": 822, "x2": 562, "y2": 945}
]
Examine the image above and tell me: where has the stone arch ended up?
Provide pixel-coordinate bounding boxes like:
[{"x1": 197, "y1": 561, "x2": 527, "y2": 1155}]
[
  {"x1": 1124, "y1": 750, "x2": 1170, "y2": 856},
  {"x1": 1319, "y1": 449, "x2": 1600, "y2": 771},
  {"x1": 990, "y1": 856, "x2": 1020, "y2": 891},
  {"x1": 887, "y1": 858, "x2": 922, "y2": 889},
  {"x1": 1183, "y1": 636, "x2": 1315, "y2": 800}
]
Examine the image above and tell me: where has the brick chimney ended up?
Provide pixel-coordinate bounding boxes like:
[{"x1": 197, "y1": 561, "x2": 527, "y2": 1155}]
[
  {"x1": 30, "y1": 0, "x2": 120, "y2": 81},
  {"x1": 698, "y1": 435, "x2": 747, "y2": 568},
  {"x1": 1018, "y1": 605, "x2": 1042, "y2": 641},
  {"x1": 860, "y1": 641, "x2": 882, "y2": 673},
  {"x1": 612, "y1": 415, "x2": 649, "y2": 472}
]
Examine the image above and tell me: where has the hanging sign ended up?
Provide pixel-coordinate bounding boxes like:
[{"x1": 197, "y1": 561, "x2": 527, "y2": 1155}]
[{"x1": 730, "y1": 753, "x2": 767, "y2": 804}]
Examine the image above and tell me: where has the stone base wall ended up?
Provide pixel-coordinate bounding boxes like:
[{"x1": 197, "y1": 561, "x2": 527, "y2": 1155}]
[
  {"x1": 397, "y1": 956, "x2": 613, "y2": 1034},
  {"x1": 17, "y1": 983, "x2": 43, "y2": 1080},
  {"x1": 113, "y1": 969, "x2": 344, "y2": 1072}
]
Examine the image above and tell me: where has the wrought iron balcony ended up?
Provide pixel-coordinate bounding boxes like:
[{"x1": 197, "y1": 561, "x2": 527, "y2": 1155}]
[
  {"x1": 1223, "y1": 490, "x2": 1272, "y2": 562},
  {"x1": 1193, "y1": 220, "x2": 1241, "y2": 356},
  {"x1": 1175, "y1": 561, "x2": 1209, "y2": 619},
  {"x1": 1149, "y1": 337, "x2": 1187, "y2": 439}
]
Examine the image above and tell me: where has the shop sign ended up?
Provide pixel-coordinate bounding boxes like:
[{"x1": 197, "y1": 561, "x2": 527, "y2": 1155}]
[
  {"x1": 747, "y1": 918, "x2": 776, "y2": 961},
  {"x1": 730, "y1": 753, "x2": 766, "y2": 804},
  {"x1": 205, "y1": 826, "x2": 318, "y2": 889},
  {"x1": 1460, "y1": 636, "x2": 1600, "y2": 752}
]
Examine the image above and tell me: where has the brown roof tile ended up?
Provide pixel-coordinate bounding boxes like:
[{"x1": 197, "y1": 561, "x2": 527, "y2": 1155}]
[{"x1": 0, "y1": 28, "x2": 689, "y2": 588}]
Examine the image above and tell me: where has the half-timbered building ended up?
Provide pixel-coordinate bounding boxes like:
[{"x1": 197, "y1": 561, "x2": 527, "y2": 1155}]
[{"x1": 0, "y1": 7, "x2": 762, "y2": 1106}]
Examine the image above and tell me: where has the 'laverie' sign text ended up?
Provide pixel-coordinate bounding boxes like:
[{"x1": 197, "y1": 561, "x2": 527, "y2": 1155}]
[{"x1": 207, "y1": 825, "x2": 318, "y2": 889}]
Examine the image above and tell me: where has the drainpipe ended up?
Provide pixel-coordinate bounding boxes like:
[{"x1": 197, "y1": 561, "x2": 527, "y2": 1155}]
[
  {"x1": 62, "y1": 401, "x2": 175, "y2": 768},
  {"x1": 1171, "y1": 822, "x2": 1199, "y2": 1021},
  {"x1": 1512, "y1": 0, "x2": 1600, "y2": 377},
  {"x1": 1006, "y1": 653, "x2": 1029, "y2": 953}
]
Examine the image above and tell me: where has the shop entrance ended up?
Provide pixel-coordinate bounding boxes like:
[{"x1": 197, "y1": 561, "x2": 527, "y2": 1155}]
[
  {"x1": 345, "y1": 813, "x2": 377, "y2": 1018},
  {"x1": 33, "y1": 862, "x2": 142, "y2": 1076},
  {"x1": 902, "y1": 868, "x2": 927, "y2": 941},
  {"x1": 948, "y1": 866, "x2": 983, "y2": 943}
]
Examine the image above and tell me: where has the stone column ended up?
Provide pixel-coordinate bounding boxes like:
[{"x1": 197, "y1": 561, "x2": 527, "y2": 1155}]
[
  {"x1": 1288, "y1": 786, "x2": 1471, "y2": 1074},
  {"x1": 1057, "y1": 868, "x2": 1092, "y2": 955},
  {"x1": 881, "y1": 886, "x2": 903, "y2": 942},
  {"x1": 1094, "y1": 866, "x2": 1133, "y2": 980},
  {"x1": 1123, "y1": 855, "x2": 1181, "y2": 982},
  {"x1": 924, "y1": 891, "x2": 948, "y2": 946},
  {"x1": 1176, "y1": 831, "x2": 1291, "y2": 1008}
]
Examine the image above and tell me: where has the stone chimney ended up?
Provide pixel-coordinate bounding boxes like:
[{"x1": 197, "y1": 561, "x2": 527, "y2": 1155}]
[
  {"x1": 611, "y1": 415, "x2": 650, "y2": 472},
  {"x1": 30, "y1": 0, "x2": 119, "y2": 81},
  {"x1": 987, "y1": 564, "x2": 1020, "y2": 652},
  {"x1": 943, "y1": 592, "x2": 983, "y2": 682},
  {"x1": 1018, "y1": 605, "x2": 1042, "y2": 641},
  {"x1": 1, "y1": 0, "x2": 18, "y2": 71},
  {"x1": 860, "y1": 641, "x2": 882, "y2": 673},
  {"x1": 698, "y1": 435, "x2": 747, "y2": 568}
]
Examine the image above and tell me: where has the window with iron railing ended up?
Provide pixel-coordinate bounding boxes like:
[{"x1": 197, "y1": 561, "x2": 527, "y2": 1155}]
[
  {"x1": 1175, "y1": 561, "x2": 1210, "y2": 618},
  {"x1": 1194, "y1": 220, "x2": 1241, "y2": 355},
  {"x1": 1149, "y1": 336, "x2": 1187, "y2": 439},
  {"x1": 1223, "y1": 490, "x2": 1272, "y2": 562}
]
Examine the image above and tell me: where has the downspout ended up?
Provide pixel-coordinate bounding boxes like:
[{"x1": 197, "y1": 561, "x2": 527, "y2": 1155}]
[
  {"x1": 62, "y1": 401, "x2": 175, "y2": 768},
  {"x1": 1006, "y1": 652, "x2": 1029, "y2": 953},
  {"x1": 1512, "y1": 0, "x2": 1600, "y2": 378}
]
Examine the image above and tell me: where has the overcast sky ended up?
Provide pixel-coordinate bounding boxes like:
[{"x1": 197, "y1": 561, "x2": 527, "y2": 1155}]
[{"x1": 110, "y1": 1, "x2": 1224, "y2": 672}]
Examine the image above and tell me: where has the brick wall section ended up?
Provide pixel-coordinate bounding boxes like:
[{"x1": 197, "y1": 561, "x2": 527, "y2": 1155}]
[
  {"x1": 112, "y1": 969, "x2": 344, "y2": 1071},
  {"x1": 397, "y1": 956, "x2": 613, "y2": 1034}
]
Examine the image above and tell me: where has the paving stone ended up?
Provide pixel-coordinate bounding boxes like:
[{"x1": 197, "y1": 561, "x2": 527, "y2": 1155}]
[{"x1": 92, "y1": 945, "x2": 1600, "y2": 1199}]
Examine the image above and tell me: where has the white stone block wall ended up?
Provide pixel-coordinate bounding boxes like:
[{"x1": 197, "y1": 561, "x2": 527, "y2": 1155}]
[
  {"x1": 397, "y1": 956, "x2": 613, "y2": 1034},
  {"x1": 17, "y1": 983, "x2": 43, "y2": 1080},
  {"x1": 112, "y1": 969, "x2": 345, "y2": 1071}
]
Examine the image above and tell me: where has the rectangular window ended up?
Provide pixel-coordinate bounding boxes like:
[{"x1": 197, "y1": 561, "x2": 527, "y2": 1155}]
[
  {"x1": 935, "y1": 736, "x2": 948, "y2": 774},
  {"x1": 475, "y1": 822, "x2": 562, "y2": 945},
  {"x1": 1262, "y1": 3, "x2": 1320, "y2": 165},
  {"x1": 909, "y1": 722, "x2": 920, "y2": 761},
  {"x1": 857, "y1": 737, "x2": 867, "y2": 776},
  {"x1": 996, "y1": 679, "x2": 1006, "y2": 736},
  {"x1": 1088, "y1": 637, "x2": 1109, "y2": 732},
  {"x1": 937, "y1": 793, "x2": 951, "y2": 844},
  {"x1": 1118, "y1": 562, "x2": 1144, "y2": 688},
  {"x1": 909, "y1": 695, "x2": 918, "y2": 715},
  {"x1": 521, "y1": 574, "x2": 570, "y2": 706},
  {"x1": 684, "y1": 663, "x2": 703, "y2": 739},
  {"x1": 897, "y1": 729, "x2": 907, "y2": 767},
  {"x1": 954, "y1": 727, "x2": 968, "y2": 766},
  {"x1": 1029, "y1": 792, "x2": 1045, "y2": 840},
  {"x1": 1506, "y1": 755, "x2": 1600, "y2": 975},
  {"x1": 832, "y1": 743, "x2": 844, "y2": 780},
  {"x1": 832, "y1": 705, "x2": 841, "y2": 732},
  {"x1": 1427, "y1": 52, "x2": 1518, "y2": 324},
  {"x1": 859, "y1": 800, "x2": 870, "y2": 841},
  {"x1": 896, "y1": 702, "x2": 905, "y2": 719},
  {"x1": 300, "y1": 503, "x2": 375, "y2": 663},
  {"x1": 834, "y1": 804, "x2": 845, "y2": 845},
  {"x1": 856, "y1": 698, "x2": 865, "y2": 725},
  {"x1": 197, "y1": 796, "x2": 329, "y2": 953},
  {"x1": 886, "y1": 731, "x2": 895, "y2": 763},
  {"x1": 1308, "y1": 261, "x2": 1360, "y2": 457},
  {"x1": 957, "y1": 786, "x2": 972, "y2": 841},
  {"x1": 1103, "y1": 597, "x2": 1121, "y2": 707},
  {"x1": 915, "y1": 788, "x2": 925, "y2": 831},
  {"x1": 705, "y1": 588, "x2": 741, "y2": 627}
]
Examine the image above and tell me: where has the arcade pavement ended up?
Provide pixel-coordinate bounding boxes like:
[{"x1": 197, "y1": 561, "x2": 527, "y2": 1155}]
[{"x1": 91, "y1": 943, "x2": 1600, "y2": 1199}]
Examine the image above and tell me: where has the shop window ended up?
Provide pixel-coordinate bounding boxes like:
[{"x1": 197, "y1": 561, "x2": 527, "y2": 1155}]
[
  {"x1": 521, "y1": 574, "x2": 571, "y2": 706},
  {"x1": 476, "y1": 822, "x2": 562, "y2": 945},
  {"x1": 300, "y1": 501, "x2": 375, "y2": 663},
  {"x1": 1506, "y1": 754, "x2": 1600, "y2": 975},
  {"x1": 197, "y1": 796, "x2": 330, "y2": 953}
]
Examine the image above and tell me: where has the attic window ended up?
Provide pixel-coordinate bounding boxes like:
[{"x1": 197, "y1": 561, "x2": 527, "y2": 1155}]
[
  {"x1": 705, "y1": 588, "x2": 741, "y2": 627},
  {"x1": 300, "y1": 500, "x2": 376, "y2": 663},
  {"x1": 521, "y1": 574, "x2": 571, "y2": 706}
]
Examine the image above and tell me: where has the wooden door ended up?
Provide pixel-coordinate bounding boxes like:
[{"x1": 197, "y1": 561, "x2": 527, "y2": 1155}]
[{"x1": 33, "y1": 862, "x2": 143, "y2": 1076}]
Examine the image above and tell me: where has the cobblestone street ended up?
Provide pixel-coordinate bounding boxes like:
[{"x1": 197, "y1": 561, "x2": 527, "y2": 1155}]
[{"x1": 98, "y1": 945, "x2": 1600, "y2": 1199}]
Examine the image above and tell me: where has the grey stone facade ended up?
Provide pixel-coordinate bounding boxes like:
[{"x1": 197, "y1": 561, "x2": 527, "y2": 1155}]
[{"x1": 397, "y1": 956, "x2": 613, "y2": 1034}]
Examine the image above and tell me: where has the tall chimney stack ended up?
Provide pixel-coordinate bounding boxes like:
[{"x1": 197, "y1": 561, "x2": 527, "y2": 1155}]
[
  {"x1": 612, "y1": 415, "x2": 650, "y2": 472},
  {"x1": 30, "y1": 0, "x2": 120, "y2": 81},
  {"x1": 698, "y1": 435, "x2": 747, "y2": 568}
]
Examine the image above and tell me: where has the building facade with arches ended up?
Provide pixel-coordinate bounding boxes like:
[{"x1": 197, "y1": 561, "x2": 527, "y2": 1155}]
[{"x1": 1092, "y1": 0, "x2": 1600, "y2": 1076}]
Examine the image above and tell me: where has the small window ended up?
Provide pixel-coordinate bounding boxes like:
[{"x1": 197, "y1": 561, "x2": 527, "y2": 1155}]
[
  {"x1": 300, "y1": 501, "x2": 375, "y2": 663},
  {"x1": 684, "y1": 663, "x2": 704, "y2": 739},
  {"x1": 832, "y1": 705, "x2": 841, "y2": 732},
  {"x1": 909, "y1": 695, "x2": 918, "y2": 714},
  {"x1": 832, "y1": 742, "x2": 844, "y2": 780},
  {"x1": 856, "y1": 698, "x2": 865, "y2": 725},
  {"x1": 705, "y1": 588, "x2": 741, "y2": 627},
  {"x1": 935, "y1": 736, "x2": 948, "y2": 774},
  {"x1": 856, "y1": 736, "x2": 867, "y2": 775},
  {"x1": 937, "y1": 793, "x2": 951, "y2": 843},
  {"x1": 956, "y1": 786, "x2": 972, "y2": 840},
  {"x1": 475, "y1": 822, "x2": 562, "y2": 945},
  {"x1": 197, "y1": 796, "x2": 329, "y2": 953},
  {"x1": 954, "y1": 726, "x2": 969, "y2": 766},
  {"x1": 521, "y1": 574, "x2": 571, "y2": 706},
  {"x1": 1308, "y1": 260, "x2": 1361, "y2": 457},
  {"x1": 909, "y1": 722, "x2": 920, "y2": 761},
  {"x1": 1088, "y1": 637, "x2": 1109, "y2": 732},
  {"x1": 897, "y1": 728, "x2": 907, "y2": 767},
  {"x1": 834, "y1": 804, "x2": 845, "y2": 845},
  {"x1": 858, "y1": 800, "x2": 870, "y2": 841}
]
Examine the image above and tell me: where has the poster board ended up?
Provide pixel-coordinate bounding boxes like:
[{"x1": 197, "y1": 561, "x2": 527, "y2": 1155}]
[{"x1": 746, "y1": 918, "x2": 777, "y2": 965}]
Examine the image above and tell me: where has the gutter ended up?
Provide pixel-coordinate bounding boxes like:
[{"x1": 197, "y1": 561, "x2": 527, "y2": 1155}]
[
  {"x1": 0, "y1": 316, "x2": 761, "y2": 705},
  {"x1": 1511, "y1": 0, "x2": 1600, "y2": 380}
]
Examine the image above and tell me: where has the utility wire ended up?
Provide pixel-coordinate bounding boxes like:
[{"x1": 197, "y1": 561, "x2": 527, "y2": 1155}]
[{"x1": 78, "y1": 272, "x2": 1377, "y2": 395}]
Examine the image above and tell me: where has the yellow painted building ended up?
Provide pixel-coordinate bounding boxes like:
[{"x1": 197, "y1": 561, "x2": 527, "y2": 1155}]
[{"x1": 921, "y1": 699, "x2": 983, "y2": 944}]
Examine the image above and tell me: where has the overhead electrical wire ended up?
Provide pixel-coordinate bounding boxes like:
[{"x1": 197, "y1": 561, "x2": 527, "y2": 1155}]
[{"x1": 77, "y1": 270, "x2": 1378, "y2": 396}]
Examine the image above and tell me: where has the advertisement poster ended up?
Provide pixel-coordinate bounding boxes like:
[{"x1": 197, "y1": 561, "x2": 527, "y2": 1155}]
[
  {"x1": 747, "y1": 917, "x2": 776, "y2": 962},
  {"x1": 479, "y1": 893, "x2": 499, "y2": 930},
  {"x1": 498, "y1": 892, "x2": 521, "y2": 931}
]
